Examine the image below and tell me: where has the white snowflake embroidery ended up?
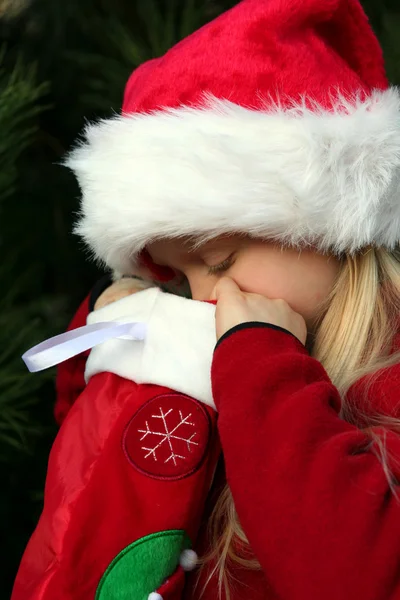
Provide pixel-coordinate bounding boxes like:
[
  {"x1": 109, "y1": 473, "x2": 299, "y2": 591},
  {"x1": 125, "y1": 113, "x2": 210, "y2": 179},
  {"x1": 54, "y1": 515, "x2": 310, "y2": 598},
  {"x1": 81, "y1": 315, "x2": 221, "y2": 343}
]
[{"x1": 138, "y1": 407, "x2": 199, "y2": 466}]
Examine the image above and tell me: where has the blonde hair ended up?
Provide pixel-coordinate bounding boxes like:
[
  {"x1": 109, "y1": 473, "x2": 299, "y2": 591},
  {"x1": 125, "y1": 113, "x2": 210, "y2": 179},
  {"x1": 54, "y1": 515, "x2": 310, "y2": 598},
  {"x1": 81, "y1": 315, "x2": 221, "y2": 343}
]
[{"x1": 200, "y1": 246, "x2": 400, "y2": 599}]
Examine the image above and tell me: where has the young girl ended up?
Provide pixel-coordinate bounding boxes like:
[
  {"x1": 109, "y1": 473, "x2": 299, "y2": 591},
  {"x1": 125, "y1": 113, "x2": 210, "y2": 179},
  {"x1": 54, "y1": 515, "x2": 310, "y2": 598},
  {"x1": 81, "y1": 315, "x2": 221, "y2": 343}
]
[{"x1": 13, "y1": 0, "x2": 400, "y2": 598}]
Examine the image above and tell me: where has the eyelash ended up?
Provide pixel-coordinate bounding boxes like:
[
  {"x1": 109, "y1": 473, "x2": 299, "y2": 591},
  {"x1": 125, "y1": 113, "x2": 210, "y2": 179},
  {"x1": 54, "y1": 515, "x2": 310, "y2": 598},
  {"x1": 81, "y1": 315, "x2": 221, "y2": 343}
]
[{"x1": 207, "y1": 254, "x2": 235, "y2": 275}]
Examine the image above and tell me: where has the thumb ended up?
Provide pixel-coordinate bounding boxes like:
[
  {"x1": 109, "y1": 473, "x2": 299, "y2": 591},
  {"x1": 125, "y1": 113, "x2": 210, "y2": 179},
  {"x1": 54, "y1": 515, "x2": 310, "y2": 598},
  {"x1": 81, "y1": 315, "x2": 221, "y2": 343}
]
[{"x1": 211, "y1": 277, "x2": 241, "y2": 301}]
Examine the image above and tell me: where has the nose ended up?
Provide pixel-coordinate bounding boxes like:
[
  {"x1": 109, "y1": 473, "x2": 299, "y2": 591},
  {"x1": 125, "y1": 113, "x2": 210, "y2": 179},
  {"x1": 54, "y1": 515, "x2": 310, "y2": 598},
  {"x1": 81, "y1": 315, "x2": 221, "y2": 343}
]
[{"x1": 186, "y1": 271, "x2": 216, "y2": 301}]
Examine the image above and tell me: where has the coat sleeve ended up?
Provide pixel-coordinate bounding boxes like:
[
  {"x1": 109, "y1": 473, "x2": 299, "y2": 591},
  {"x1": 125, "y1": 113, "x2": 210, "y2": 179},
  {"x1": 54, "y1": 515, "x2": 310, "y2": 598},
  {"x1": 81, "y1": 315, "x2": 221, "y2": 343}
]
[
  {"x1": 13, "y1": 375, "x2": 220, "y2": 600},
  {"x1": 211, "y1": 323, "x2": 400, "y2": 600}
]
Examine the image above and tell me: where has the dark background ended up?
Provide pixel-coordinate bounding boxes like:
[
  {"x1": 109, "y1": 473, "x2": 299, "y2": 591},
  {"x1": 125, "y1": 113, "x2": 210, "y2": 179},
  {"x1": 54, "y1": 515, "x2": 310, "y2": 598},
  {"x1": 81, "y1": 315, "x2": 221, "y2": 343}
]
[{"x1": 0, "y1": 0, "x2": 399, "y2": 596}]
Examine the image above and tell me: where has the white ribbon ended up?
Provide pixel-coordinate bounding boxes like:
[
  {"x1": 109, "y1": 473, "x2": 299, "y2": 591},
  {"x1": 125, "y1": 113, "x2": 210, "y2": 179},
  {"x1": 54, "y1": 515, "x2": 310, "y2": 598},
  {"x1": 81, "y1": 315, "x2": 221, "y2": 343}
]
[{"x1": 22, "y1": 321, "x2": 147, "y2": 373}]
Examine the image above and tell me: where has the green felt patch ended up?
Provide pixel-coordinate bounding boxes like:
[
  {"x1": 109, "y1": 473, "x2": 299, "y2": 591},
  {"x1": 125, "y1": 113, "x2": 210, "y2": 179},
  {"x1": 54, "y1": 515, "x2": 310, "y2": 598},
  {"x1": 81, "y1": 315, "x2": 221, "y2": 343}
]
[{"x1": 96, "y1": 530, "x2": 191, "y2": 600}]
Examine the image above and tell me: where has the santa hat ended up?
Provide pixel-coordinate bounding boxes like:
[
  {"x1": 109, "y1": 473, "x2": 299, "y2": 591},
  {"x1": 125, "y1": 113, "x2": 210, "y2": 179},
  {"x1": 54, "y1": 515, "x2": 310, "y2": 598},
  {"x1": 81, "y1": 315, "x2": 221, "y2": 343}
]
[{"x1": 67, "y1": 0, "x2": 400, "y2": 276}]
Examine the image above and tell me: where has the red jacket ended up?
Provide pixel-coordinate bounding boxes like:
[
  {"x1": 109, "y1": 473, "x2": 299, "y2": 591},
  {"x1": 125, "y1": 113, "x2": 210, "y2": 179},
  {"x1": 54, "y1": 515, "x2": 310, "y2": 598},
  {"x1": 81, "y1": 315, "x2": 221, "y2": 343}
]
[{"x1": 13, "y1": 288, "x2": 400, "y2": 600}]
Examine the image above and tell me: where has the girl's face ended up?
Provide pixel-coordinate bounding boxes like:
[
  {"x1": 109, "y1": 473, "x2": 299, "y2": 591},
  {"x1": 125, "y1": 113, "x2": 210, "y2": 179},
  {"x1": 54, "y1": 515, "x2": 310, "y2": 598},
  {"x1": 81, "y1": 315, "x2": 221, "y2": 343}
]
[{"x1": 147, "y1": 235, "x2": 342, "y2": 328}]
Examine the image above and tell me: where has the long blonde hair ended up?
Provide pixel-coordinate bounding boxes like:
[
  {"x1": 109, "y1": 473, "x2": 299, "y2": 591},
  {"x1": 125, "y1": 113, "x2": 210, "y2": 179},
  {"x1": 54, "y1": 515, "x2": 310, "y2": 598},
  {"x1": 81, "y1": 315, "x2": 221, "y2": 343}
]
[{"x1": 201, "y1": 246, "x2": 400, "y2": 598}]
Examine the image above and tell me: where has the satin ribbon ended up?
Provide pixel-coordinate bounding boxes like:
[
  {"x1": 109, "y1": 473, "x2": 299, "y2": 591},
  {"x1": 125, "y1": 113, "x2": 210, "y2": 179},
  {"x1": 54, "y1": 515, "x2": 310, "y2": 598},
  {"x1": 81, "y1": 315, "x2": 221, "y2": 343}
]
[{"x1": 22, "y1": 321, "x2": 147, "y2": 373}]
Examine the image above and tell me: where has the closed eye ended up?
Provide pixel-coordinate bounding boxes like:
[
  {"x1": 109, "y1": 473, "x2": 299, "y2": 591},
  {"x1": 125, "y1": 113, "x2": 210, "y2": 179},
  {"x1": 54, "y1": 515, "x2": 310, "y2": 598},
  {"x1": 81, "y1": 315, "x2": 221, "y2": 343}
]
[{"x1": 207, "y1": 254, "x2": 235, "y2": 275}]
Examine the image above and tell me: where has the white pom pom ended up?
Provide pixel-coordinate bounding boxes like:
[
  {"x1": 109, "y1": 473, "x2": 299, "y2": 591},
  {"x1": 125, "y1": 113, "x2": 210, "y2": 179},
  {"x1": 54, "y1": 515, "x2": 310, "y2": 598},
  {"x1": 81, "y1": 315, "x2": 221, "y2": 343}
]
[
  {"x1": 148, "y1": 593, "x2": 163, "y2": 600},
  {"x1": 179, "y1": 548, "x2": 198, "y2": 571}
]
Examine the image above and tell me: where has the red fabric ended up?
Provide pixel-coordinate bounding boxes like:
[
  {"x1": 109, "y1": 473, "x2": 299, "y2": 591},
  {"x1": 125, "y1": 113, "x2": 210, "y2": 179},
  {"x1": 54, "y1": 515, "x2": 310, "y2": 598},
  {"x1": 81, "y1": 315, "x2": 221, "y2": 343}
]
[
  {"x1": 140, "y1": 248, "x2": 176, "y2": 282},
  {"x1": 54, "y1": 295, "x2": 91, "y2": 425},
  {"x1": 192, "y1": 325, "x2": 400, "y2": 600},
  {"x1": 16, "y1": 298, "x2": 400, "y2": 599},
  {"x1": 12, "y1": 375, "x2": 220, "y2": 599},
  {"x1": 123, "y1": 0, "x2": 387, "y2": 116}
]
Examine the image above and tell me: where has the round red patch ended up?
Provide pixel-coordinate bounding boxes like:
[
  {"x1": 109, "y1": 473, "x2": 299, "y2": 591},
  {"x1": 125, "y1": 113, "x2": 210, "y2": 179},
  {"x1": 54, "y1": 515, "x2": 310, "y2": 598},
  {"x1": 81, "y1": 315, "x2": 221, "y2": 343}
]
[{"x1": 123, "y1": 394, "x2": 211, "y2": 480}]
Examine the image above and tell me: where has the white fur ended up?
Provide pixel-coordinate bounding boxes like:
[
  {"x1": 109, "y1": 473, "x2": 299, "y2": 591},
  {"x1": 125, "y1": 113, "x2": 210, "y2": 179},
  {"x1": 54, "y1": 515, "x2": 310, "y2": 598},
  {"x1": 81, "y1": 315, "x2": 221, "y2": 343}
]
[
  {"x1": 86, "y1": 288, "x2": 216, "y2": 409},
  {"x1": 179, "y1": 549, "x2": 198, "y2": 571},
  {"x1": 66, "y1": 90, "x2": 400, "y2": 272}
]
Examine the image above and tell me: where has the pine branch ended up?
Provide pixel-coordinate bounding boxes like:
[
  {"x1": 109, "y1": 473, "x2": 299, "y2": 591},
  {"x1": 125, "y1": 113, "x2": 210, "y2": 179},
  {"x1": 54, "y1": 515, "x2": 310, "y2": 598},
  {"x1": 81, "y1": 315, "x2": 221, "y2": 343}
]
[
  {"x1": 0, "y1": 50, "x2": 48, "y2": 202},
  {"x1": 0, "y1": 261, "x2": 60, "y2": 459},
  {"x1": 65, "y1": 0, "x2": 225, "y2": 113},
  {"x1": 0, "y1": 55, "x2": 51, "y2": 457}
]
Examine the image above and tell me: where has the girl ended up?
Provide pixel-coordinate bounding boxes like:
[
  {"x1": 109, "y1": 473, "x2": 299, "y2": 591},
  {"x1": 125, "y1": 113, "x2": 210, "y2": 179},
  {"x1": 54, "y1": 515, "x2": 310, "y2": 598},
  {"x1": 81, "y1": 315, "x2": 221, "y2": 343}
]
[{"x1": 13, "y1": 0, "x2": 400, "y2": 598}]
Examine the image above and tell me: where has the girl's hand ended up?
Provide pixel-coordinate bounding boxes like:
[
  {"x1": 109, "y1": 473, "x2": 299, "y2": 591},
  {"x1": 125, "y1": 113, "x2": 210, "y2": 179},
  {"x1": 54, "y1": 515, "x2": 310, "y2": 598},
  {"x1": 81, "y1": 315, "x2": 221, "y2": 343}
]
[
  {"x1": 212, "y1": 277, "x2": 307, "y2": 344},
  {"x1": 94, "y1": 277, "x2": 155, "y2": 310}
]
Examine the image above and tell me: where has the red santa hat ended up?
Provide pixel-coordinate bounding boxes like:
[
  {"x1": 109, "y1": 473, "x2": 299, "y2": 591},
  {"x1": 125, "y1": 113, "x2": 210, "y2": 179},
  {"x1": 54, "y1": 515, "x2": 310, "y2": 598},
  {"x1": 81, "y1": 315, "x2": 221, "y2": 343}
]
[{"x1": 67, "y1": 0, "x2": 400, "y2": 276}]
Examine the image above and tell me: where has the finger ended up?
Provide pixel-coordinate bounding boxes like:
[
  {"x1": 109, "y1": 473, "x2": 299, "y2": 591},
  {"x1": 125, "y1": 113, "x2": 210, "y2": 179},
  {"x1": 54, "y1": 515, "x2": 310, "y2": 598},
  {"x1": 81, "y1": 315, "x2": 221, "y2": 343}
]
[{"x1": 213, "y1": 276, "x2": 241, "y2": 300}]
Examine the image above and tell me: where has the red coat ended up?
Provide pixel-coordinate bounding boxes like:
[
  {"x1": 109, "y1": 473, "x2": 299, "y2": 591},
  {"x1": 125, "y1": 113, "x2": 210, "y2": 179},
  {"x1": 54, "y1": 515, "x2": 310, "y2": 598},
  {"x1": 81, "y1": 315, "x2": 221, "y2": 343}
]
[{"x1": 13, "y1": 288, "x2": 400, "y2": 600}]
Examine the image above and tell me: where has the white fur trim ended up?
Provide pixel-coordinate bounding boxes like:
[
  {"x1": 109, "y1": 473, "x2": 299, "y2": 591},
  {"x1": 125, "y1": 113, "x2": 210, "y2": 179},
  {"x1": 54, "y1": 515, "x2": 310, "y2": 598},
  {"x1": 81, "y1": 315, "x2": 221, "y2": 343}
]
[
  {"x1": 67, "y1": 90, "x2": 400, "y2": 273},
  {"x1": 148, "y1": 593, "x2": 163, "y2": 600},
  {"x1": 86, "y1": 288, "x2": 216, "y2": 409}
]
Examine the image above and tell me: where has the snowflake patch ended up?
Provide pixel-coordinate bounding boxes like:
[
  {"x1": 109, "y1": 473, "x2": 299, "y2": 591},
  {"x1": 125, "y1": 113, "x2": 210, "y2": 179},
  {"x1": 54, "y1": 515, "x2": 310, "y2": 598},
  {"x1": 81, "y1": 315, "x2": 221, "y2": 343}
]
[
  {"x1": 123, "y1": 394, "x2": 211, "y2": 480},
  {"x1": 139, "y1": 407, "x2": 199, "y2": 465}
]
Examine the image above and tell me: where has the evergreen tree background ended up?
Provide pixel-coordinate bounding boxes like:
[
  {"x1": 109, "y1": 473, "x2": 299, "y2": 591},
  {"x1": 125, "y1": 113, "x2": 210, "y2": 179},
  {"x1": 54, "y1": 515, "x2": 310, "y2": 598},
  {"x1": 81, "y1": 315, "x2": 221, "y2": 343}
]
[{"x1": 0, "y1": 0, "x2": 399, "y2": 596}]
